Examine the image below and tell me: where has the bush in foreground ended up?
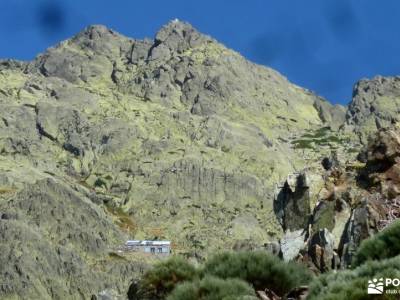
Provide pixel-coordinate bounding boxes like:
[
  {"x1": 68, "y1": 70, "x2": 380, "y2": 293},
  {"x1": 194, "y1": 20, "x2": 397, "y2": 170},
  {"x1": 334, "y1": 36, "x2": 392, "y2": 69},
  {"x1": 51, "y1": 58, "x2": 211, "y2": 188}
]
[
  {"x1": 135, "y1": 256, "x2": 198, "y2": 299},
  {"x1": 167, "y1": 276, "x2": 257, "y2": 300},
  {"x1": 353, "y1": 220, "x2": 400, "y2": 267},
  {"x1": 201, "y1": 251, "x2": 313, "y2": 296},
  {"x1": 308, "y1": 256, "x2": 400, "y2": 300}
]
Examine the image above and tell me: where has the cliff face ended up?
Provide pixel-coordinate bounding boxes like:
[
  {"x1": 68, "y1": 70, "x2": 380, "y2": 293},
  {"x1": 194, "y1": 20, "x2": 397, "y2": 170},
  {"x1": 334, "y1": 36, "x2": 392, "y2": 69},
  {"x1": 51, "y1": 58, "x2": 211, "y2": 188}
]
[
  {"x1": 0, "y1": 20, "x2": 398, "y2": 299},
  {"x1": 276, "y1": 125, "x2": 400, "y2": 274},
  {"x1": 344, "y1": 76, "x2": 400, "y2": 143}
]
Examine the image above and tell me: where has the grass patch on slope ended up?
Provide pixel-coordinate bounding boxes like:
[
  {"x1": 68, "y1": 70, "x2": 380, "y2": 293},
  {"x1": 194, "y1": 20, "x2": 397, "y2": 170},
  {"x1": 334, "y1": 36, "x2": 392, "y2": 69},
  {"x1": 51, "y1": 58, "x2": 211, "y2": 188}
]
[
  {"x1": 105, "y1": 203, "x2": 137, "y2": 235},
  {"x1": 291, "y1": 126, "x2": 349, "y2": 150}
]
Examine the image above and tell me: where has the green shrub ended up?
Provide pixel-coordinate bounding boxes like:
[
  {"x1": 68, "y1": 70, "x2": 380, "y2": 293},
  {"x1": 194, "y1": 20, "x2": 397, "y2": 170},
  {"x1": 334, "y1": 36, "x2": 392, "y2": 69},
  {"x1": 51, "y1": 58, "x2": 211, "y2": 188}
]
[
  {"x1": 167, "y1": 276, "x2": 257, "y2": 300},
  {"x1": 137, "y1": 256, "x2": 198, "y2": 299},
  {"x1": 353, "y1": 220, "x2": 400, "y2": 267},
  {"x1": 291, "y1": 139, "x2": 315, "y2": 149},
  {"x1": 94, "y1": 177, "x2": 107, "y2": 188},
  {"x1": 313, "y1": 127, "x2": 331, "y2": 138},
  {"x1": 201, "y1": 251, "x2": 312, "y2": 296},
  {"x1": 308, "y1": 256, "x2": 400, "y2": 300}
]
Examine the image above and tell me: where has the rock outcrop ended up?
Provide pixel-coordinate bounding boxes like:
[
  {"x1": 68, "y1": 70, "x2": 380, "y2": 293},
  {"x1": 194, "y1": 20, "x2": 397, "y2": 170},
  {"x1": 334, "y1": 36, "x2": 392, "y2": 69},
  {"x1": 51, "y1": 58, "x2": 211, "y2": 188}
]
[
  {"x1": 276, "y1": 125, "x2": 400, "y2": 271},
  {"x1": 307, "y1": 229, "x2": 337, "y2": 272},
  {"x1": 345, "y1": 76, "x2": 400, "y2": 143},
  {"x1": 280, "y1": 230, "x2": 307, "y2": 262},
  {"x1": 275, "y1": 172, "x2": 312, "y2": 232}
]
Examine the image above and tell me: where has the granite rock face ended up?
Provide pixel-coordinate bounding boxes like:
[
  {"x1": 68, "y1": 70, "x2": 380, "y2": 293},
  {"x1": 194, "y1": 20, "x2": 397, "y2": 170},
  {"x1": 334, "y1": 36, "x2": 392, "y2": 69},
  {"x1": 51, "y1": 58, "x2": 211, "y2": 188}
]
[
  {"x1": 307, "y1": 229, "x2": 336, "y2": 272},
  {"x1": 360, "y1": 126, "x2": 400, "y2": 198},
  {"x1": 275, "y1": 172, "x2": 312, "y2": 232},
  {"x1": 278, "y1": 125, "x2": 400, "y2": 271},
  {"x1": 339, "y1": 194, "x2": 385, "y2": 268},
  {"x1": 0, "y1": 21, "x2": 347, "y2": 298},
  {"x1": 0, "y1": 179, "x2": 144, "y2": 300},
  {"x1": 345, "y1": 76, "x2": 400, "y2": 143},
  {"x1": 280, "y1": 230, "x2": 307, "y2": 262},
  {"x1": 2, "y1": 19, "x2": 400, "y2": 298}
]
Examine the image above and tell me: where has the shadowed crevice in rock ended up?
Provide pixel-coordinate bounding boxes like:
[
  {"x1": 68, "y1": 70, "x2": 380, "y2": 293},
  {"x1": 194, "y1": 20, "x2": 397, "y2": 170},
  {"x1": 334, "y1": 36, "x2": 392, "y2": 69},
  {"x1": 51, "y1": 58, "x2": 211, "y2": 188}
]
[{"x1": 274, "y1": 172, "x2": 312, "y2": 232}]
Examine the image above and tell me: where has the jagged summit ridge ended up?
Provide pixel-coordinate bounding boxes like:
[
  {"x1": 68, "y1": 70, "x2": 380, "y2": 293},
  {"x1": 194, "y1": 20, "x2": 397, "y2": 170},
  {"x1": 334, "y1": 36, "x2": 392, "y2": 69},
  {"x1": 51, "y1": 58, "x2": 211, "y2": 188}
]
[
  {"x1": 21, "y1": 21, "x2": 342, "y2": 128},
  {"x1": 153, "y1": 20, "x2": 211, "y2": 53},
  {"x1": 31, "y1": 20, "x2": 212, "y2": 74}
]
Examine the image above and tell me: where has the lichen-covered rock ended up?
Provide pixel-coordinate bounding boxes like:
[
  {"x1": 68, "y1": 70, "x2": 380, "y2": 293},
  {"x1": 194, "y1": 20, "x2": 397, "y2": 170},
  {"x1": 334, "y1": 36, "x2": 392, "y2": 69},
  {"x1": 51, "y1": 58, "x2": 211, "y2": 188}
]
[
  {"x1": 275, "y1": 172, "x2": 312, "y2": 231},
  {"x1": 339, "y1": 194, "x2": 386, "y2": 268},
  {"x1": 0, "y1": 20, "x2": 341, "y2": 262},
  {"x1": 359, "y1": 127, "x2": 400, "y2": 198},
  {"x1": 280, "y1": 230, "x2": 306, "y2": 262},
  {"x1": 313, "y1": 96, "x2": 346, "y2": 130},
  {"x1": 0, "y1": 179, "x2": 144, "y2": 299},
  {"x1": 344, "y1": 76, "x2": 400, "y2": 143},
  {"x1": 311, "y1": 201, "x2": 336, "y2": 233},
  {"x1": 4, "y1": 19, "x2": 395, "y2": 298},
  {"x1": 307, "y1": 229, "x2": 336, "y2": 272},
  {"x1": 0, "y1": 20, "x2": 351, "y2": 298}
]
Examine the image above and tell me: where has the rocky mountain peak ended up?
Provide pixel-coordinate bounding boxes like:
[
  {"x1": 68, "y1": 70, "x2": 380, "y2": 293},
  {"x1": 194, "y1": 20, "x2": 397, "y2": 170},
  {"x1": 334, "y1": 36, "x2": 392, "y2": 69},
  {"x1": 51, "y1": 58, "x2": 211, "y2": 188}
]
[
  {"x1": 75, "y1": 24, "x2": 121, "y2": 40},
  {"x1": 148, "y1": 20, "x2": 211, "y2": 61},
  {"x1": 71, "y1": 24, "x2": 131, "y2": 53},
  {"x1": 155, "y1": 19, "x2": 210, "y2": 50},
  {"x1": 344, "y1": 75, "x2": 400, "y2": 143}
]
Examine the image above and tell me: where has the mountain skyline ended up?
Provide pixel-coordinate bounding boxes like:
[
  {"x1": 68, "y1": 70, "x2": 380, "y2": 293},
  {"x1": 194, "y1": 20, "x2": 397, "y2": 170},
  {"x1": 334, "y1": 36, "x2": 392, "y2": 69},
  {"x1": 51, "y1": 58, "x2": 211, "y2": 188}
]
[{"x1": 1, "y1": 0, "x2": 400, "y2": 105}]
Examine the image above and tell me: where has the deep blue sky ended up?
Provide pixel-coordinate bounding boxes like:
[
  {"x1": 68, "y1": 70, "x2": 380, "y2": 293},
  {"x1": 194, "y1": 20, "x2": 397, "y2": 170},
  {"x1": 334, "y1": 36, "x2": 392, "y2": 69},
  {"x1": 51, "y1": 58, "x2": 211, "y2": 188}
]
[{"x1": 1, "y1": 0, "x2": 400, "y2": 105}]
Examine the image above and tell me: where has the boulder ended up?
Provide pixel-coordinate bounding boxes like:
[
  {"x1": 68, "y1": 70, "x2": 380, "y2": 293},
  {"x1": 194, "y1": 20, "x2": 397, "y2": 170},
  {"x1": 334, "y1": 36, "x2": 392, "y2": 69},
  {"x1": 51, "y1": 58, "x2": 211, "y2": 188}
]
[
  {"x1": 311, "y1": 198, "x2": 351, "y2": 250},
  {"x1": 360, "y1": 127, "x2": 400, "y2": 198},
  {"x1": 307, "y1": 229, "x2": 335, "y2": 272},
  {"x1": 339, "y1": 194, "x2": 386, "y2": 268},
  {"x1": 280, "y1": 230, "x2": 306, "y2": 262}
]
